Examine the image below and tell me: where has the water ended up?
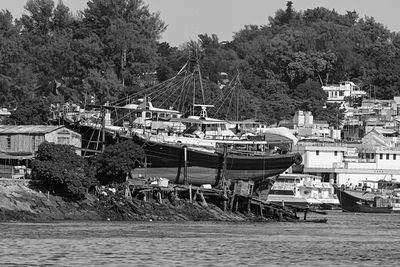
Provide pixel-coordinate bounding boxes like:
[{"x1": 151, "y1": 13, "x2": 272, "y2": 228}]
[{"x1": 1, "y1": 211, "x2": 400, "y2": 266}]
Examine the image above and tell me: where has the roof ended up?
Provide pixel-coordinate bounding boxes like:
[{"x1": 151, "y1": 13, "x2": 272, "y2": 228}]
[
  {"x1": 170, "y1": 117, "x2": 227, "y2": 125},
  {"x1": 262, "y1": 133, "x2": 293, "y2": 143},
  {"x1": 0, "y1": 125, "x2": 66, "y2": 135}
]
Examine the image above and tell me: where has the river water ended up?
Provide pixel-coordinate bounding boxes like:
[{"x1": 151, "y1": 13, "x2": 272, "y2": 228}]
[{"x1": 1, "y1": 211, "x2": 400, "y2": 266}]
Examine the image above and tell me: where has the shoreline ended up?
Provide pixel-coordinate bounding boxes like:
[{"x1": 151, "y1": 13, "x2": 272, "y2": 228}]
[
  {"x1": 0, "y1": 181, "x2": 268, "y2": 223},
  {"x1": 0, "y1": 179, "x2": 326, "y2": 223}
]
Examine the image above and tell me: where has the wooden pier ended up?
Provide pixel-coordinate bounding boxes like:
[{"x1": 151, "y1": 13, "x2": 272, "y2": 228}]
[{"x1": 108, "y1": 177, "x2": 328, "y2": 223}]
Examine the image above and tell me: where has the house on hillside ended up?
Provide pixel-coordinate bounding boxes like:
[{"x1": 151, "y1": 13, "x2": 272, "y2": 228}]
[
  {"x1": 322, "y1": 81, "x2": 366, "y2": 107},
  {"x1": 0, "y1": 108, "x2": 11, "y2": 124},
  {"x1": 0, "y1": 125, "x2": 81, "y2": 178}
]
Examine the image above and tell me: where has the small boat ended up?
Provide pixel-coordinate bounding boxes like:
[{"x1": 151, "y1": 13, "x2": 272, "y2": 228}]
[
  {"x1": 335, "y1": 186, "x2": 393, "y2": 213},
  {"x1": 355, "y1": 199, "x2": 393, "y2": 213}
]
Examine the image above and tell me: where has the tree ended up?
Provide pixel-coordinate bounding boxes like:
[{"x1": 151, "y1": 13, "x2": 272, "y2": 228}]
[
  {"x1": 32, "y1": 142, "x2": 97, "y2": 199},
  {"x1": 82, "y1": 0, "x2": 166, "y2": 91},
  {"x1": 314, "y1": 103, "x2": 345, "y2": 127},
  {"x1": 52, "y1": 1, "x2": 74, "y2": 32},
  {"x1": 291, "y1": 80, "x2": 327, "y2": 114},
  {"x1": 94, "y1": 140, "x2": 145, "y2": 185},
  {"x1": 21, "y1": 0, "x2": 55, "y2": 34},
  {"x1": 6, "y1": 97, "x2": 49, "y2": 125}
]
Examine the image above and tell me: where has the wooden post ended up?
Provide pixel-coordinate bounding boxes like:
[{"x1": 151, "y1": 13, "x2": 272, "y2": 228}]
[
  {"x1": 193, "y1": 188, "x2": 199, "y2": 202},
  {"x1": 221, "y1": 145, "x2": 228, "y2": 211},
  {"x1": 221, "y1": 146, "x2": 228, "y2": 187},
  {"x1": 144, "y1": 155, "x2": 148, "y2": 178},
  {"x1": 125, "y1": 173, "x2": 131, "y2": 199},
  {"x1": 183, "y1": 146, "x2": 188, "y2": 185},
  {"x1": 189, "y1": 184, "x2": 192, "y2": 203},
  {"x1": 223, "y1": 183, "x2": 227, "y2": 211},
  {"x1": 199, "y1": 191, "x2": 208, "y2": 207},
  {"x1": 158, "y1": 191, "x2": 162, "y2": 204},
  {"x1": 101, "y1": 106, "x2": 106, "y2": 152},
  {"x1": 230, "y1": 181, "x2": 237, "y2": 211}
]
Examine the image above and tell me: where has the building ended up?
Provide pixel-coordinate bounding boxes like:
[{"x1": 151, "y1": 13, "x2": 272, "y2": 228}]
[
  {"x1": 0, "y1": 108, "x2": 11, "y2": 124},
  {"x1": 294, "y1": 132, "x2": 400, "y2": 188},
  {"x1": 322, "y1": 81, "x2": 366, "y2": 107},
  {"x1": 0, "y1": 125, "x2": 81, "y2": 178},
  {"x1": 281, "y1": 111, "x2": 341, "y2": 141},
  {"x1": 342, "y1": 97, "x2": 400, "y2": 141}
]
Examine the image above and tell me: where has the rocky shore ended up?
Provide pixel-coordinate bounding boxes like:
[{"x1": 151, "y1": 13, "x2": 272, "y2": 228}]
[{"x1": 0, "y1": 180, "x2": 262, "y2": 223}]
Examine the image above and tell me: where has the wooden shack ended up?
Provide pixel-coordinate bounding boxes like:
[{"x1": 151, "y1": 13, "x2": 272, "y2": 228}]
[{"x1": 0, "y1": 125, "x2": 81, "y2": 178}]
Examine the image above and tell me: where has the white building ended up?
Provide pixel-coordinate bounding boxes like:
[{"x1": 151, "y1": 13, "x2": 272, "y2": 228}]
[
  {"x1": 294, "y1": 132, "x2": 400, "y2": 188},
  {"x1": 286, "y1": 111, "x2": 341, "y2": 141},
  {"x1": 322, "y1": 81, "x2": 367, "y2": 107}
]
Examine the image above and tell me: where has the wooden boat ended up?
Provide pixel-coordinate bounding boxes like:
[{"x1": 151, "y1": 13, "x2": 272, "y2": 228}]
[
  {"x1": 335, "y1": 186, "x2": 393, "y2": 213},
  {"x1": 355, "y1": 200, "x2": 393, "y2": 213},
  {"x1": 132, "y1": 133, "x2": 302, "y2": 186}
]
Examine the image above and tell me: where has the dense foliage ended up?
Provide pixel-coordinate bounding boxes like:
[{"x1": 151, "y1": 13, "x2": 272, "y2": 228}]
[
  {"x1": 31, "y1": 142, "x2": 97, "y2": 199},
  {"x1": 1, "y1": 0, "x2": 400, "y2": 125},
  {"x1": 94, "y1": 140, "x2": 145, "y2": 185}
]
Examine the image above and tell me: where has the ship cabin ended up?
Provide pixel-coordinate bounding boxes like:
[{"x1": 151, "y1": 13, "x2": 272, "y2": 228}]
[
  {"x1": 214, "y1": 139, "x2": 280, "y2": 155},
  {"x1": 171, "y1": 117, "x2": 236, "y2": 138},
  {"x1": 269, "y1": 174, "x2": 333, "y2": 199},
  {"x1": 120, "y1": 100, "x2": 185, "y2": 132},
  {"x1": 229, "y1": 119, "x2": 269, "y2": 133}
]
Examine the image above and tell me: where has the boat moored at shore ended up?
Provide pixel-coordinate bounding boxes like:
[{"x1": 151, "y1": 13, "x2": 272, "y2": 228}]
[{"x1": 265, "y1": 174, "x2": 339, "y2": 209}]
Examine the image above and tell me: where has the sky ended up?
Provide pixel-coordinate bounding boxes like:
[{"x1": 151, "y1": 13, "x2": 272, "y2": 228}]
[{"x1": 3, "y1": 0, "x2": 400, "y2": 46}]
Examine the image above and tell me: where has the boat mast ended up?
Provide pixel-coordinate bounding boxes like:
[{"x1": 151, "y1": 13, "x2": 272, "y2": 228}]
[
  {"x1": 198, "y1": 62, "x2": 205, "y2": 104},
  {"x1": 235, "y1": 70, "x2": 240, "y2": 121}
]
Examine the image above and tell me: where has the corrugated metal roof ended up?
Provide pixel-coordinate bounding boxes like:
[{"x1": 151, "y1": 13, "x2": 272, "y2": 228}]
[{"x1": 0, "y1": 125, "x2": 65, "y2": 134}]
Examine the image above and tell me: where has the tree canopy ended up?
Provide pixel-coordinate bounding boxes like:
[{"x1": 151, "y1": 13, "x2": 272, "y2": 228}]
[
  {"x1": 32, "y1": 142, "x2": 97, "y2": 199},
  {"x1": 94, "y1": 140, "x2": 145, "y2": 185}
]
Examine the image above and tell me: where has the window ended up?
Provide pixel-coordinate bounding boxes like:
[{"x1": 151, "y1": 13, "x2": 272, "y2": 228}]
[
  {"x1": 387, "y1": 154, "x2": 390, "y2": 160},
  {"x1": 394, "y1": 154, "x2": 397, "y2": 160},
  {"x1": 316, "y1": 150, "x2": 319, "y2": 156},
  {"x1": 6, "y1": 135, "x2": 11, "y2": 149},
  {"x1": 145, "y1": 112, "x2": 151, "y2": 118},
  {"x1": 32, "y1": 136, "x2": 35, "y2": 151},
  {"x1": 334, "y1": 151, "x2": 338, "y2": 156},
  {"x1": 371, "y1": 154, "x2": 375, "y2": 159},
  {"x1": 136, "y1": 112, "x2": 142, "y2": 118},
  {"x1": 380, "y1": 154, "x2": 383, "y2": 160}
]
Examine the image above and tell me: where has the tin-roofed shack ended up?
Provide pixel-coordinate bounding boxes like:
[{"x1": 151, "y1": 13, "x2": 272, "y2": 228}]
[{"x1": 0, "y1": 125, "x2": 81, "y2": 178}]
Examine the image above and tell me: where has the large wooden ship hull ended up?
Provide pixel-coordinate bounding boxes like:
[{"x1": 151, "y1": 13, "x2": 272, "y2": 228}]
[{"x1": 132, "y1": 135, "x2": 302, "y2": 186}]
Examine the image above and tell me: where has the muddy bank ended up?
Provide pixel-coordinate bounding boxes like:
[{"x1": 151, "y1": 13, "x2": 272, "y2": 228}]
[{"x1": 0, "y1": 181, "x2": 263, "y2": 223}]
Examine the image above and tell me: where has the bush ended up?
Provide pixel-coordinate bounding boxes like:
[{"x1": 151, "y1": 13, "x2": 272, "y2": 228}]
[
  {"x1": 94, "y1": 140, "x2": 145, "y2": 185},
  {"x1": 32, "y1": 142, "x2": 97, "y2": 199}
]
